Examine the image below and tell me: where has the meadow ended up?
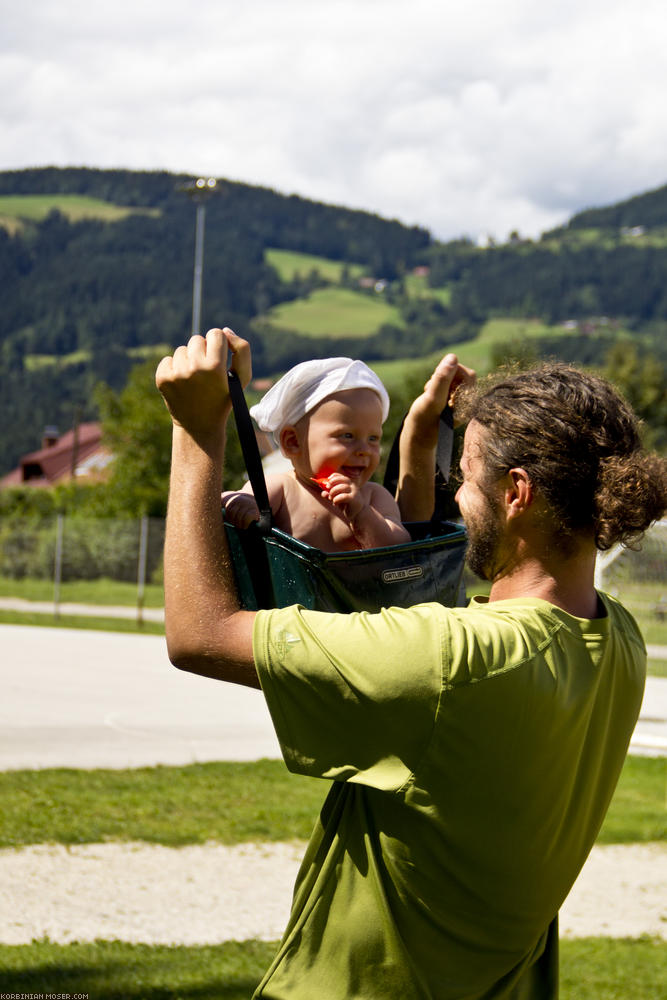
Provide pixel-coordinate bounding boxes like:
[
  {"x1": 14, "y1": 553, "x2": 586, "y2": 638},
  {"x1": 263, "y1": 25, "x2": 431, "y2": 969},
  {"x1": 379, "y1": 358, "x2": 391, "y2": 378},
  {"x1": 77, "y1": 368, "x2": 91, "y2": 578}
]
[
  {"x1": 0, "y1": 193, "x2": 160, "y2": 227},
  {"x1": 264, "y1": 247, "x2": 365, "y2": 283},
  {"x1": 259, "y1": 284, "x2": 406, "y2": 337}
]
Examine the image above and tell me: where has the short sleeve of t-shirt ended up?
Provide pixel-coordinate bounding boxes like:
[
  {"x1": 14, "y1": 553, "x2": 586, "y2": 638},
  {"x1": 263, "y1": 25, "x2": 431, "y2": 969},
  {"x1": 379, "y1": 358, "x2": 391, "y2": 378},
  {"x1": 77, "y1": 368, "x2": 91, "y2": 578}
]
[{"x1": 253, "y1": 603, "x2": 444, "y2": 791}]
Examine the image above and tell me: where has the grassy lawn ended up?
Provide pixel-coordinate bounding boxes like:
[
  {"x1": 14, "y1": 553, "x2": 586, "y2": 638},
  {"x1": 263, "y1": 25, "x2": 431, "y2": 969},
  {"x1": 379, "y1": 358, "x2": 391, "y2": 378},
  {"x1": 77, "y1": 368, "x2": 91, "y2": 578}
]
[
  {"x1": 265, "y1": 247, "x2": 365, "y2": 283},
  {"x1": 0, "y1": 761, "x2": 321, "y2": 848},
  {"x1": 0, "y1": 194, "x2": 160, "y2": 225},
  {"x1": 0, "y1": 609, "x2": 164, "y2": 633},
  {"x1": 0, "y1": 756, "x2": 662, "y2": 849},
  {"x1": 0, "y1": 937, "x2": 664, "y2": 999},
  {"x1": 597, "y1": 755, "x2": 666, "y2": 843},
  {"x1": 260, "y1": 286, "x2": 405, "y2": 337},
  {"x1": 0, "y1": 576, "x2": 164, "y2": 607}
]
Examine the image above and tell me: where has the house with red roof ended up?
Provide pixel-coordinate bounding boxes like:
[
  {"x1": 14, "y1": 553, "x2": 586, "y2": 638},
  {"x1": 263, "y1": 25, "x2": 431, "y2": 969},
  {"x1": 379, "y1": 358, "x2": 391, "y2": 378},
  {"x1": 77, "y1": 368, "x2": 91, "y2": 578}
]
[{"x1": 0, "y1": 423, "x2": 112, "y2": 488}]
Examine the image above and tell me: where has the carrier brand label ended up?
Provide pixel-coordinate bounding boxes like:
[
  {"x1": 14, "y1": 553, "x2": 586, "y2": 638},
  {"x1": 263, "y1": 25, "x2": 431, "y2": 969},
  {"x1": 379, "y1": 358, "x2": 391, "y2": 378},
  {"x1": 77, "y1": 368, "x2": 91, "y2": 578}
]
[{"x1": 381, "y1": 566, "x2": 424, "y2": 583}]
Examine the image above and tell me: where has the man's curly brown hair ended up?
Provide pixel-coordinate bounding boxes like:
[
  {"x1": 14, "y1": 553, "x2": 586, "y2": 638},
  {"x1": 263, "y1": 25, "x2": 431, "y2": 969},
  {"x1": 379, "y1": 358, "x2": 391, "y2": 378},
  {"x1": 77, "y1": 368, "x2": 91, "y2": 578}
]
[{"x1": 455, "y1": 362, "x2": 666, "y2": 551}]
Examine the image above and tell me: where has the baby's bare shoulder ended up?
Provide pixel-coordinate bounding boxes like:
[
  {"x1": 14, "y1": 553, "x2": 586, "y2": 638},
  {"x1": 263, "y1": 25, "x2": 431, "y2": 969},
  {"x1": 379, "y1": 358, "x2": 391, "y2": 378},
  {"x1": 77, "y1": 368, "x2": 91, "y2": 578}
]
[{"x1": 264, "y1": 473, "x2": 289, "y2": 508}]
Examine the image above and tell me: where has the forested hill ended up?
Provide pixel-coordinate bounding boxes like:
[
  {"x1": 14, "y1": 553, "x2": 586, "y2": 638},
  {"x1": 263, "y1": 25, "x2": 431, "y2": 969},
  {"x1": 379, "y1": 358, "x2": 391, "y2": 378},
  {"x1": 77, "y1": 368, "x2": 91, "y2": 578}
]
[
  {"x1": 0, "y1": 167, "x2": 433, "y2": 474},
  {"x1": 0, "y1": 165, "x2": 430, "y2": 272},
  {"x1": 563, "y1": 182, "x2": 667, "y2": 231},
  {"x1": 0, "y1": 166, "x2": 431, "y2": 355},
  {"x1": 1, "y1": 166, "x2": 667, "y2": 476}
]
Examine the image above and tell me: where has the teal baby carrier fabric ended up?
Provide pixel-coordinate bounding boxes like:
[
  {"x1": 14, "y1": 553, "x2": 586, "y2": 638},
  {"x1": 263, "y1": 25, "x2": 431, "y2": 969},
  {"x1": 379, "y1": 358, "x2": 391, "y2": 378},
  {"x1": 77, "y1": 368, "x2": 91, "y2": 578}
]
[{"x1": 224, "y1": 370, "x2": 467, "y2": 613}]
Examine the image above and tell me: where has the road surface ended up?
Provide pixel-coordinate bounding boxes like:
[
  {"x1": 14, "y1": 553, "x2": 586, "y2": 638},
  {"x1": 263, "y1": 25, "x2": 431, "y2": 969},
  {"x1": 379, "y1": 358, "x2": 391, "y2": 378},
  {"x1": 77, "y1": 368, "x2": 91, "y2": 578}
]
[{"x1": 0, "y1": 624, "x2": 665, "y2": 769}]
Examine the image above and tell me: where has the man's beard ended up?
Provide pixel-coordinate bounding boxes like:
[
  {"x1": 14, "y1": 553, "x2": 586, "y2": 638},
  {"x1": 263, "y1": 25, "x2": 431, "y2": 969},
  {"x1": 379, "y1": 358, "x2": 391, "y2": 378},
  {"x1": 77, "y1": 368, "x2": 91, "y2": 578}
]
[{"x1": 464, "y1": 505, "x2": 504, "y2": 581}]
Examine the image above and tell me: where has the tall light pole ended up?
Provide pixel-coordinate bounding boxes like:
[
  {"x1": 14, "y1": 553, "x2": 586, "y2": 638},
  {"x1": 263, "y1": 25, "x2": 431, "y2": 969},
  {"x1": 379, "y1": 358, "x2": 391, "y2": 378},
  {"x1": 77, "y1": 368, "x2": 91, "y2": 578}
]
[{"x1": 182, "y1": 177, "x2": 218, "y2": 336}]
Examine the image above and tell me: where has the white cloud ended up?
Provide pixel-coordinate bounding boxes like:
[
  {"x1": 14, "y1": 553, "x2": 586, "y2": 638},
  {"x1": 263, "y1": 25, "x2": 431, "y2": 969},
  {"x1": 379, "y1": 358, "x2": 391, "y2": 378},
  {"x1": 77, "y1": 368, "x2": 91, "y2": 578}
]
[{"x1": 1, "y1": 0, "x2": 667, "y2": 240}]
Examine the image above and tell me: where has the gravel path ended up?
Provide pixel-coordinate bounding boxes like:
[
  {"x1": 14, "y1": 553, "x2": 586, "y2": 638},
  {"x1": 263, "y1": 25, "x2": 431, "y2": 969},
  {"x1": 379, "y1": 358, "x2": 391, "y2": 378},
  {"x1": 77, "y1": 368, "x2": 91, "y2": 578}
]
[{"x1": 1, "y1": 840, "x2": 665, "y2": 945}]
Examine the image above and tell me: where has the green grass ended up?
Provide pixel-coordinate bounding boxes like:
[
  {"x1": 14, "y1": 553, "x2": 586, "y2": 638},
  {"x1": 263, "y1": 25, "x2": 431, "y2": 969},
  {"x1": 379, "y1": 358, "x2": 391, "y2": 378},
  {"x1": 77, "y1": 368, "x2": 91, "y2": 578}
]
[
  {"x1": 0, "y1": 609, "x2": 164, "y2": 633},
  {"x1": 0, "y1": 756, "x2": 662, "y2": 849},
  {"x1": 265, "y1": 247, "x2": 365, "y2": 283},
  {"x1": 260, "y1": 286, "x2": 405, "y2": 338},
  {"x1": 597, "y1": 756, "x2": 666, "y2": 843},
  {"x1": 368, "y1": 349, "x2": 450, "y2": 395},
  {"x1": 369, "y1": 317, "x2": 566, "y2": 383},
  {"x1": 0, "y1": 576, "x2": 164, "y2": 607},
  {"x1": 445, "y1": 317, "x2": 561, "y2": 373},
  {"x1": 403, "y1": 272, "x2": 452, "y2": 305},
  {"x1": 542, "y1": 225, "x2": 667, "y2": 251},
  {"x1": 559, "y1": 937, "x2": 667, "y2": 998},
  {"x1": 127, "y1": 343, "x2": 173, "y2": 360},
  {"x1": 0, "y1": 761, "x2": 322, "y2": 848},
  {"x1": 0, "y1": 194, "x2": 160, "y2": 226},
  {"x1": 24, "y1": 343, "x2": 170, "y2": 372},
  {"x1": 0, "y1": 939, "x2": 277, "y2": 999},
  {"x1": 0, "y1": 937, "x2": 664, "y2": 999},
  {"x1": 24, "y1": 349, "x2": 92, "y2": 371}
]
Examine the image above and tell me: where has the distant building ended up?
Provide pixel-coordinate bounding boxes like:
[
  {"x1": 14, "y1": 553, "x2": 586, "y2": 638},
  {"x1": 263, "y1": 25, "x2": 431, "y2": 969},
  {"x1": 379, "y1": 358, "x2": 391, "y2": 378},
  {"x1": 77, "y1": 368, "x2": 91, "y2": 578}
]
[{"x1": 0, "y1": 423, "x2": 112, "y2": 488}]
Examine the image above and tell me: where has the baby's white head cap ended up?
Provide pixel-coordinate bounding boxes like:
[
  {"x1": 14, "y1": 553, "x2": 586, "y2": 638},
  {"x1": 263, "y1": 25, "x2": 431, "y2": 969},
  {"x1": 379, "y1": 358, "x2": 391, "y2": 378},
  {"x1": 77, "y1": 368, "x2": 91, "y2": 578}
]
[{"x1": 250, "y1": 357, "x2": 390, "y2": 435}]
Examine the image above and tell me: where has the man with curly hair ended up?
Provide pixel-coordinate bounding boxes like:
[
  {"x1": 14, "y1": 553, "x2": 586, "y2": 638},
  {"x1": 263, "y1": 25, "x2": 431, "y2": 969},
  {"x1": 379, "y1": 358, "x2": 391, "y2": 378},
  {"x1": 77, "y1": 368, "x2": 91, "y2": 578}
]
[{"x1": 156, "y1": 328, "x2": 666, "y2": 1000}]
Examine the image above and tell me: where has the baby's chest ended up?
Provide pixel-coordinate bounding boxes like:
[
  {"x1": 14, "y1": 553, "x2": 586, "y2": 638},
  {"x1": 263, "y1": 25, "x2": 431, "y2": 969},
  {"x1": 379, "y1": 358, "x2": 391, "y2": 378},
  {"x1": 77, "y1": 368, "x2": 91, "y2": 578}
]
[{"x1": 274, "y1": 487, "x2": 357, "y2": 551}]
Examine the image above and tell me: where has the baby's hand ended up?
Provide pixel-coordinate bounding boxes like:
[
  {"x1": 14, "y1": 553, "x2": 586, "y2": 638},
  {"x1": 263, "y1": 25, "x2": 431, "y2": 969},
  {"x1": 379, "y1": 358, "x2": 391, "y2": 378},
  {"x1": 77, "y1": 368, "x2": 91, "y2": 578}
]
[
  {"x1": 221, "y1": 491, "x2": 260, "y2": 529},
  {"x1": 322, "y1": 473, "x2": 368, "y2": 522}
]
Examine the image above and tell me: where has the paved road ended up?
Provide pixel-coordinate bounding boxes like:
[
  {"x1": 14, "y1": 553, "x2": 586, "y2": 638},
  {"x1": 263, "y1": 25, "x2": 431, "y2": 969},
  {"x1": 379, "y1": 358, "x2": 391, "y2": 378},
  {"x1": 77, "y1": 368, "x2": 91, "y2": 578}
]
[
  {"x1": 0, "y1": 624, "x2": 665, "y2": 769},
  {"x1": 0, "y1": 624, "x2": 281, "y2": 769}
]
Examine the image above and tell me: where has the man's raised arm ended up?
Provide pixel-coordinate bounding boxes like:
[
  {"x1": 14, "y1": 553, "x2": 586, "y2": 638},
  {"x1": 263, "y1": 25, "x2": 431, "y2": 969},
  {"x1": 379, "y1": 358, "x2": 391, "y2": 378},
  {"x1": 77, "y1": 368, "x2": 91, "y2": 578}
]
[{"x1": 155, "y1": 327, "x2": 259, "y2": 688}]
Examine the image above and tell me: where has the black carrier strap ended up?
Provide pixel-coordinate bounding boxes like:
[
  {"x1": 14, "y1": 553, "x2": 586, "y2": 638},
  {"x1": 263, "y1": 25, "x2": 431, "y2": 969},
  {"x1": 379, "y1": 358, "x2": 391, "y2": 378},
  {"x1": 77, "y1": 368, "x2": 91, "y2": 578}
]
[
  {"x1": 226, "y1": 370, "x2": 276, "y2": 608},
  {"x1": 227, "y1": 370, "x2": 273, "y2": 535}
]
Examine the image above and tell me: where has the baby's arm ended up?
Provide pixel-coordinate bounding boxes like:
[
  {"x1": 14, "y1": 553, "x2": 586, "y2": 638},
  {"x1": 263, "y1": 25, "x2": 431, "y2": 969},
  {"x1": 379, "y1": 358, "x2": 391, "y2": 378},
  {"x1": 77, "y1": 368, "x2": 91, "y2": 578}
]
[
  {"x1": 221, "y1": 476, "x2": 286, "y2": 529},
  {"x1": 221, "y1": 481, "x2": 261, "y2": 529},
  {"x1": 396, "y1": 353, "x2": 475, "y2": 521},
  {"x1": 324, "y1": 476, "x2": 410, "y2": 548}
]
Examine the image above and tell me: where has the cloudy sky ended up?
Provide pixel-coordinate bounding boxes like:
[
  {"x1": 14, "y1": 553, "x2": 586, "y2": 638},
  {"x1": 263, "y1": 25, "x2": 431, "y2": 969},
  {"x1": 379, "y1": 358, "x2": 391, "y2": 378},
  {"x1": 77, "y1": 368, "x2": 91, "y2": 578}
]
[{"x1": 3, "y1": 0, "x2": 667, "y2": 242}]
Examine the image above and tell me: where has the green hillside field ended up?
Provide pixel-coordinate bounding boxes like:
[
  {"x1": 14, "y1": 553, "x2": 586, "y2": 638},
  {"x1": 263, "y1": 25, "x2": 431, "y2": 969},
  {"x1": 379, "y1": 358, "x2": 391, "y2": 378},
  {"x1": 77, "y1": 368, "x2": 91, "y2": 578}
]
[
  {"x1": 371, "y1": 317, "x2": 570, "y2": 390},
  {"x1": 265, "y1": 247, "x2": 366, "y2": 283},
  {"x1": 0, "y1": 193, "x2": 160, "y2": 227},
  {"x1": 260, "y1": 285, "x2": 406, "y2": 338}
]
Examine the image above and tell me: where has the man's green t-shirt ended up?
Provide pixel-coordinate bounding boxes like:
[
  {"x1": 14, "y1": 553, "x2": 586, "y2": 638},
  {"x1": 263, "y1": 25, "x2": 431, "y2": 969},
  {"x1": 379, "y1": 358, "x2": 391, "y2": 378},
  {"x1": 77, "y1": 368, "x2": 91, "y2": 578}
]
[{"x1": 251, "y1": 594, "x2": 646, "y2": 999}]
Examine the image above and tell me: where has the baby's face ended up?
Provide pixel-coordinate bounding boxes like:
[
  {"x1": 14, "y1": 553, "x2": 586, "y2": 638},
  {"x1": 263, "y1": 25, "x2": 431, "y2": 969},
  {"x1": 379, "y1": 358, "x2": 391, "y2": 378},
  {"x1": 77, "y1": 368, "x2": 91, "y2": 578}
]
[{"x1": 295, "y1": 388, "x2": 384, "y2": 486}]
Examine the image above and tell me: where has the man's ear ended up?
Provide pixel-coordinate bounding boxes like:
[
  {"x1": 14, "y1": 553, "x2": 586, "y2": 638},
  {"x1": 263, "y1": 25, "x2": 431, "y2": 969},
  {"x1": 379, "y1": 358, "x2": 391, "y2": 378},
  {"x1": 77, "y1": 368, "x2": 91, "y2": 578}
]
[
  {"x1": 505, "y1": 468, "x2": 534, "y2": 518},
  {"x1": 280, "y1": 425, "x2": 301, "y2": 456}
]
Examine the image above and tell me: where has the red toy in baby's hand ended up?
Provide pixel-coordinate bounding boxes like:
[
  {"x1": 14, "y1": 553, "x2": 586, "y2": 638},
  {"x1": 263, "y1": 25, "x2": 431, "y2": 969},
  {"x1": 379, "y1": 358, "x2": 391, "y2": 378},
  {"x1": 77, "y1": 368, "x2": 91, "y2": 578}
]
[{"x1": 311, "y1": 466, "x2": 336, "y2": 491}]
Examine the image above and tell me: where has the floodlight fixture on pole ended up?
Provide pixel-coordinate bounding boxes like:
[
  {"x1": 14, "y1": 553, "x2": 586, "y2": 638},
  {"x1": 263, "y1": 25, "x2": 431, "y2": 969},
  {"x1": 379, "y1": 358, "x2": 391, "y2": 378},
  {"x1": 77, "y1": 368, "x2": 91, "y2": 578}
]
[{"x1": 180, "y1": 177, "x2": 219, "y2": 336}]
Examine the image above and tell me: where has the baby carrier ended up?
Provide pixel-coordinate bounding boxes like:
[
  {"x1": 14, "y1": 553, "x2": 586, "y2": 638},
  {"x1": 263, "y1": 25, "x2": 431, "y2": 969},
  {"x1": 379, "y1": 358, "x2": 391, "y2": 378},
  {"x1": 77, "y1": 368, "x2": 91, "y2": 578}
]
[{"x1": 224, "y1": 370, "x2": 468, "y2": 613}]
